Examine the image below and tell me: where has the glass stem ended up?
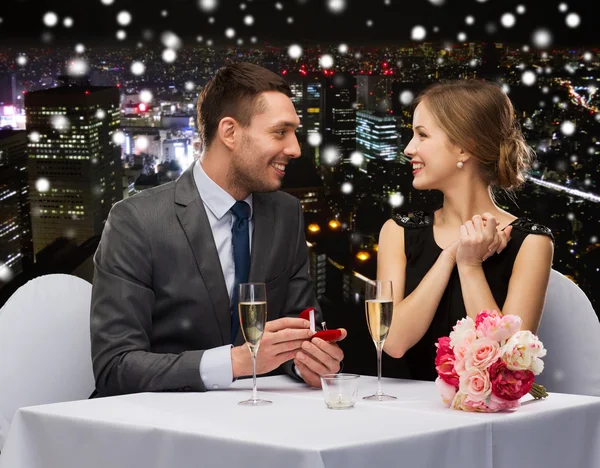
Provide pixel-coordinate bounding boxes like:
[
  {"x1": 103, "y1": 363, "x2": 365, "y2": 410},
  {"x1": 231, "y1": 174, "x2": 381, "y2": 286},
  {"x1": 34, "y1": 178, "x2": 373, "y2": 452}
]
[
  {"x1": 376, "y1": 341, "x2": 383, "y2": 395},
  {"x1": 251, "y1": 350, "x2": 258, "y2": 401}
]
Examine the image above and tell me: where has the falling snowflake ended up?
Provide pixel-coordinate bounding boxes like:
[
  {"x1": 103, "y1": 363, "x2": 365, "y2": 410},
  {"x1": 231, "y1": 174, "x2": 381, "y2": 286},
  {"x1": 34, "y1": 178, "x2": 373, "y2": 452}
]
[
  {"x1": 564, "y1": 64, "x2": 575, "y2": 74},
  {"x1": 588, "y1": 147, "x2": 595, "y2": 155},
  {"x1": 96, "y1": 109, "x2": 106, "y2": 119},
  {"x1": 244, "y1": 15, "x2": 254, "y2": 25},
  {"x1": 135, "y1": 136, "x2": 149, "y2": 151},
  {"x1": 522, "y1": 45, "x2": 530, "y2": 52},
  {"x1": 485, "y1": 22, "x2": 497, "y2": 34},
  {"x1": 28, "y1": 132, "x2": 40, "y2": 143},
  {"x1": 117, "y1": 11, "x2": 132, "y2": 26},
  {"x1": 0, "y1": 263, "x2": 13, "y2": 283},
  {"x1": 225, "y1": 28, "x2": 236, "y2": 38},
  {"x1": 565, "y1": 13, "x2": 580, "y2": 28},
  {"x1": 197, "y1": 35, "x2": 204, "y2": 42},
  {"x1": 341, "y1": 182, "x2": 353, "y2": 194},
  {"x1": 199, "y1": 0, "x2": 218, "y2": 12},
  {"x1": 457, "y1": 32, "x2": 467, "y2": 41},
  {"x1": 112, "y1": 131, "x2": 125, "y2": 145},
  {"x1": 338, "y1": 43, "x2": 349, "y2": 54},
  {"x1": 583, "y1": 51, "x2": 592, "y2": 61},
  {"x1": 516, "y1": 5, "x2": 526, "y2": 14},
  {"x1": 566, "y1": 212, "x2": 575, "y2": 221},
  {"x1": 545, "y1": 66, "x2": 552, "y2": 74},
  {"x1": 469, "y1": 59, "x2": 478, "y2": 67},
  {"x1": 428, "y1": 0, "x2": 445, "y2": 5},
  {"x1": 63, "y1": 17, "x2": 74, "y2": 28},
  {"x1": 433, "y1": 26, "x2": 439, "y2": 33},
  {"x1": 389, "y1": 193, "x2": 404, "y2": 208},
  {"x1": 240, "y1": 3, "x2": 247, "y2": 10},
  {"x1": 366, "y1": 19, "x2": 373, "y2": 27},
  {"x1": 319, "y1": 54, "x2": 334, "y2": 69},
  {"x1": 322, "y1": 146, "x2": 341, "y2": 165},
  {"x1": 591, "y1": 235, "x2": 598, "y2": 243},
  {"x1": 558, "y1": 3, "x2": 568, "y2": 12},
  {"x1": 560, "y1": 121, "x2": 576, "y2": 136},
  {"x1": 275, "y1": 2, "x2": 283, "y2": 10},
  {"x1": 350, "y1": 151, "x2": 364, "y2": 166},
  {"x1": 399, "y1": 90, "x2": 414, "y2": 106},
  {"x1": 327, "y1": 0, "x2": 346, "y2": 14},
  {"x1": 68, "y1": 58, "x2": 88, "y2": 76},
  {"x1": 502, "y1": 84, "x2": 510, "y2": 94},
  {"x1": 161, "y1": 10, "x2": 168, "y2": 17},
  {"x1": 541, "y1": 86, "x2": 549, "y2": 93},
  {"x1": 51, "y1": 115, "x2": 69, "y2": 131},
  {"x1": 237, "y1": 38, "x2": 244, "y2": 45},
  {"x1": 532, "y1": 29, "x2": 552, "y2": 49},
  {"x1": 101, "y1": 0, "x2": 115, "y2": 5},
  {"x1": 288, "y1": 44, "x2": 302, "y2": 59},
  {"x1": 411, "y1": 25, "x2": 426, "y2": 41},
  {"x1": 250, "y1": 36, "x2": 257, "y2": 43},
  {"x1": 161, "y1": 31, "x2": 182, "y2": 49},
  {"x1": 43, "y1": 12, "x2": 59, "y2": 27},
  {"x1": 287, "y1": 17, "x2": 294, "y2": 24},
  {"x1": 553, "y1": 96, "x2": 560, "y2": 103},
  {"x1": 131, "y1": 61, "x2": 145, "y2": 75},
  {"x1": 139, "y1": 90, "x2": 153, "y2": 103},
  {"x1": 501, "y1": 13, "x2": 516, "y2": 28},
  {"x1": 185, "y1": 81, "x2": 195, "y2": 91},
  {"x1": 207, "y1": 39, "x2": 214, "y2": 46},
  {"x1": 162, "y1": 49, "x2": 177, "y2": 63},
  {"x1": 521, "y1": 71, "x2": 536, "y2": 86},
  {"x1": 75, "y1": 43, "x2": 85, "y2": 54},
  {"x1": 36, "y1": 177, "x2": 51, "y2": 192},
  {"x1": 465, "y1": 16, "x2": 475, "y2": 25},
  {"x1": 208, "y1": 17, "x2": 215, "y2": 24},
  {"x1": 116, "y1": 30, "x2": 127, "y2": 40},
  {"x1": 307, "y1": 133, "x2": 322, "y2": 147},
  {"x1": 16, "y1": 55, "x2": 27, "y2": 66}
]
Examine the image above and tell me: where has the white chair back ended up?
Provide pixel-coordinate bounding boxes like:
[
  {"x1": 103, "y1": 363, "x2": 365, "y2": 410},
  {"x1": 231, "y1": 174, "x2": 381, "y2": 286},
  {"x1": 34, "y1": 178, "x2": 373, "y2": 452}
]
[
  {"x1": 536, "y1": 269, "x2": 600, "y2": 397},
  {"x1": 0, "y1": 274, "x2": 95, "y2": 450}
]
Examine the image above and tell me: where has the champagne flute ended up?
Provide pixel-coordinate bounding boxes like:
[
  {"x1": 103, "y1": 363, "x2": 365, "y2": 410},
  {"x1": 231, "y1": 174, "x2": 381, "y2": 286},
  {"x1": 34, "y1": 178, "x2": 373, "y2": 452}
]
[
  {"x1": 363, "y1": 280, "x2": 396, "y2": 401},
  {"x1": 238, "y1": 283, "x2": 271, "y2": 406}
]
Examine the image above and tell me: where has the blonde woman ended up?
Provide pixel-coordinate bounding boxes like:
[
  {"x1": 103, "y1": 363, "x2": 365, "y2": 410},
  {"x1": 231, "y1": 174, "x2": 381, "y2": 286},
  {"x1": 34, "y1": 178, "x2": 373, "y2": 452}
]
[{"x1": 378, "y1": 80, "x2": 554, "y2": 381}]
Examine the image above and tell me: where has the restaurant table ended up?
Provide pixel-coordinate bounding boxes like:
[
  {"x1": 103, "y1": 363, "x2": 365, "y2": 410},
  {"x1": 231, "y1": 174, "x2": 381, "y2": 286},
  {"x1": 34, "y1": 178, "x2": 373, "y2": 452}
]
[{"x1": 1, "y1": 375, "x2": 599, "y2": 468}]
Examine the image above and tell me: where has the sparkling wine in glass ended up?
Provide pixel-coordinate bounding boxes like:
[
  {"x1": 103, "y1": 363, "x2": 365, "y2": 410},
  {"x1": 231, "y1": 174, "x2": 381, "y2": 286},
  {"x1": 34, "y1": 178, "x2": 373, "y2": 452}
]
[
  {"x1": 238, "y1": 283, "x2": 271, "y2": 406},
  {"x1": 364, "y1": 280, "x2": 396, "y2": 401}
]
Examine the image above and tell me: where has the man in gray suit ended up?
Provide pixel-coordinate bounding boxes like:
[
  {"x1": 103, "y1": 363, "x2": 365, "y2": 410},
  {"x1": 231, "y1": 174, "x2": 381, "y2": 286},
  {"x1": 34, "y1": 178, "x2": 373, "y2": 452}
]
[{"x1": 91, "y1": 62, "x2": 346, "y2": 396}]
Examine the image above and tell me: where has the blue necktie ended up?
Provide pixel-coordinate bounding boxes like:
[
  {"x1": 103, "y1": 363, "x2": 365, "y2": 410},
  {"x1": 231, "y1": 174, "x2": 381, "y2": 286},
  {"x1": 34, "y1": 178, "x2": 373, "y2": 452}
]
[{"x1": 230, "y1": 201, "x2": 251, "y2": 343}]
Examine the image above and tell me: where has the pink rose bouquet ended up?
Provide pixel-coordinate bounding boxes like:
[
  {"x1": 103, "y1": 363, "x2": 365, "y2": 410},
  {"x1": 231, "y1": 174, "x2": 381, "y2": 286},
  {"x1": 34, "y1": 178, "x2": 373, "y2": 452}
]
[{"x1": 435, "y1": 310, "x2": 548, "y2": 412}]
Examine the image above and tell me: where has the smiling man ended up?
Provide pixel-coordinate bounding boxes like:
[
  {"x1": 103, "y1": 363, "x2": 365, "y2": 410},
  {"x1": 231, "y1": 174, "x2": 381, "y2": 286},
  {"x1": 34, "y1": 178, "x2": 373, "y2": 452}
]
[{"x1": 90, "y1": 62, "x2": 346, "y2": 396}]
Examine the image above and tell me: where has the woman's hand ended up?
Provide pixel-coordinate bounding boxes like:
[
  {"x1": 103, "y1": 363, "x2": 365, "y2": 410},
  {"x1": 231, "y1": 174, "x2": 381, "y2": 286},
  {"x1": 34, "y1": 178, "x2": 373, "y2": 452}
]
[{"x1": 456, "y1": 213, "x2": 511, "y2": 267}]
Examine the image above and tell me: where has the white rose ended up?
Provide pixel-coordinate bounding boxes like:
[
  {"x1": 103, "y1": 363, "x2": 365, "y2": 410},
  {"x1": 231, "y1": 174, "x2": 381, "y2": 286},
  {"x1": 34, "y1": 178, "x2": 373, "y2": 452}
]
[
  {"x1": 501, "y1": 330, "x2": 547, "y2": 375},
  {"x1": 449, "y1": 316, "x2": 476, "y2": 349}
]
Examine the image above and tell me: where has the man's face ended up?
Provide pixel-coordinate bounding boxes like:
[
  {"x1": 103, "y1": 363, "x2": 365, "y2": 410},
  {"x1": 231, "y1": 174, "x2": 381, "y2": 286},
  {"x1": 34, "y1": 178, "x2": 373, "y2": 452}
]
[{"x1": 229, "y1": 91, "x2": 301, "y2": 193}]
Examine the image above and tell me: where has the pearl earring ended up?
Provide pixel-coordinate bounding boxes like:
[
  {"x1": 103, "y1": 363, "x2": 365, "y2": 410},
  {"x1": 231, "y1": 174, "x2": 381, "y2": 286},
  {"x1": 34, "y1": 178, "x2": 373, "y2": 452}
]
[{"x1": 457, "y1": 160, "x2": 464, "y2": 169}]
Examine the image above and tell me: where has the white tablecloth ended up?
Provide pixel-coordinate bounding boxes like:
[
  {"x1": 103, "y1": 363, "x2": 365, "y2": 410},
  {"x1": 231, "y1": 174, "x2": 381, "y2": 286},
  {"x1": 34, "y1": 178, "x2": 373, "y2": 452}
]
[{"x1": 1, "y1": 375, "x2": 600, "y2": 468}]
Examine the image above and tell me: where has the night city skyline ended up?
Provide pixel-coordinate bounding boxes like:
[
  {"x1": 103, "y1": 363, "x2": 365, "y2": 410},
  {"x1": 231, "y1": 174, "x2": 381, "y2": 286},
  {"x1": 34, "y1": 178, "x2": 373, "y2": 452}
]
[{"x1": 0, "y1": 0, "x2": 598, "y2": 377}]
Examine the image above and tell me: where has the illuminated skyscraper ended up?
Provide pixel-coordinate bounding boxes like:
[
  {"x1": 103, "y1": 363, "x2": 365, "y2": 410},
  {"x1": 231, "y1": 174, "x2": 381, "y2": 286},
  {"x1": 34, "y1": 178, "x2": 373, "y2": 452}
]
[
  {"x1": 286, "y1": 73, "x2": 324, "y2": 139},
  {"x1": 324, "y1": 73, "x2": 356, "y2": 157},
  {"x1": 25, "y1": 85, "x2": 123, "y2": 255},
  {"x1": 355, "y1": 76, "x2": 394, "y2": 113},
  {"x1": 0, "y1": 130, "x2": 33, "y2": 285},
  {"x1": 356, "y1": 110, "x2": 398, "y2": 161}
]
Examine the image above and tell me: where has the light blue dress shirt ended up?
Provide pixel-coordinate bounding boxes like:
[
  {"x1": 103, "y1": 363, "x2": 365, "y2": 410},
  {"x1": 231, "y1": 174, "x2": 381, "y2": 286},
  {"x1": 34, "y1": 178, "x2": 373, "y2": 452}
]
[{"x1": 193, "y1": 159, "x2": 252, "y2": 390}]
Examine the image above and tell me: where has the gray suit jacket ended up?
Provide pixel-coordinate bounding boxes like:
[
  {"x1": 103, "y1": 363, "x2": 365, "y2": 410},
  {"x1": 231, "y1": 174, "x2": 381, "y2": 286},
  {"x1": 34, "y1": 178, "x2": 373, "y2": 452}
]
[{"x1": 91, "y1": 163, "x2": 320, "y2": 396}]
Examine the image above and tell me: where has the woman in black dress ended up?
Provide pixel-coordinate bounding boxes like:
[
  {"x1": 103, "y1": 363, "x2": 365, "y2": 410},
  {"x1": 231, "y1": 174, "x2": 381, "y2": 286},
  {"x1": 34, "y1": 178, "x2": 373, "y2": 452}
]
[{"x1": 378, "y1": 80, "x2": 554, "y2": 381}]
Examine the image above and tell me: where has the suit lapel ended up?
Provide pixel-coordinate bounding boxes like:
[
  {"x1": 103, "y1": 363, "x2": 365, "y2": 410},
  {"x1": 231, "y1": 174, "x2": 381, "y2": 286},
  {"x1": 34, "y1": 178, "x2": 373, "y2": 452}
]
[
  {"x1": 175, "y1": 165, "x2": 230, "y2": 345},
  {"x1": 233, "y1": 192, "x2": 275, "y2": 345}
]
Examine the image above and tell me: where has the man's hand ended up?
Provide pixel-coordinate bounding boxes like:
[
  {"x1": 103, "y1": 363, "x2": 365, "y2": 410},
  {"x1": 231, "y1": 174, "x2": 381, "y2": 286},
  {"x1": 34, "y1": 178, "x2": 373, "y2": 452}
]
[
  {"x1": 231, "y1": 317, "x2": 314, "y2": 378},
  {"x1": 293, "y1": 329, "x2": 347, "y2": 388}
]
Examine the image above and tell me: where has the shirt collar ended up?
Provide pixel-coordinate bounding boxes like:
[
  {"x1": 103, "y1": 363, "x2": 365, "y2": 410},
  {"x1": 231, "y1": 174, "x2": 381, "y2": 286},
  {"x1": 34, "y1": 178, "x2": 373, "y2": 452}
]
[{"x1": 192, "y1": 159, "x2": 253, "y2": 220}]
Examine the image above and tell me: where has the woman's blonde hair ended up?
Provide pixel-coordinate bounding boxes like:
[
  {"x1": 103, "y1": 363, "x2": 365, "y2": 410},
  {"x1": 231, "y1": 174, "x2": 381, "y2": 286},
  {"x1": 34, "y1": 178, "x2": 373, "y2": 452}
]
[{"x1": 414, "y1": 80, "x2": 534, "y2": 190}]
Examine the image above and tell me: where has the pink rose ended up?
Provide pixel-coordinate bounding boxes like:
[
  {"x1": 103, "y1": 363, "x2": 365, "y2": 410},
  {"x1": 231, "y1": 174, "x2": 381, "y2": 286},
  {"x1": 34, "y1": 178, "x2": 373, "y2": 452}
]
[
  {"x1": 476, "y1": 311, "x2": 522, "y2": 343},
  {"x1": 489, "y1": 359, "x2": 535, "y2": 401},
  {"x1": 475, "y1": 309, "x2": 502, "y2": 328},
  {"x1": 436, "y1": 377, "x2": 457, "y2": 406},
  {"x1": 488, "y1": 393, "x2": 521, "y2": 412},
  {"x1": 458, "y1": 368, "x2": 492, "y2": 401},
  {"x1": 464, "y1": 338, "x2": 502, "y2": 371},
  {"x1": 459, "y1": 397, "x2": 492, "y2": 412},
  {"x1": 435, "y1": 337, "x2": 459, "y2": 387}
]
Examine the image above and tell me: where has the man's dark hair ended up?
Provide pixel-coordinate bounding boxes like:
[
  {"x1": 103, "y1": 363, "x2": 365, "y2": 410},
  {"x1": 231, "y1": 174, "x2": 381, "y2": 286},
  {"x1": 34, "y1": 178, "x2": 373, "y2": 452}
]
[{"x1": 196, "y1": 62, "x2": 293, "y2": 150}]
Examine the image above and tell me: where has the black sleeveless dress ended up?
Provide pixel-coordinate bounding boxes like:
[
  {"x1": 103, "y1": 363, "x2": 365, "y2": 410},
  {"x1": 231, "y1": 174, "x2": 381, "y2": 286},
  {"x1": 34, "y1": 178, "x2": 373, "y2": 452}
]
[{"x1": 392, "y1": 211, "x2": 554, "y2": 382}]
